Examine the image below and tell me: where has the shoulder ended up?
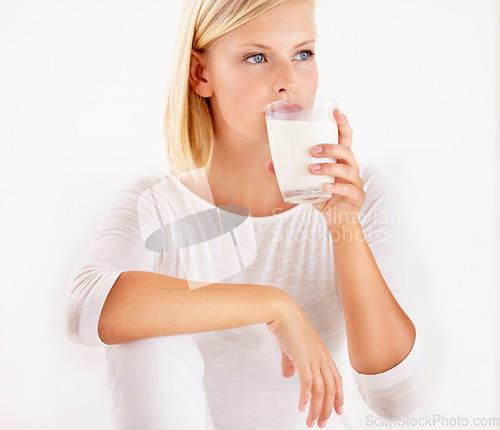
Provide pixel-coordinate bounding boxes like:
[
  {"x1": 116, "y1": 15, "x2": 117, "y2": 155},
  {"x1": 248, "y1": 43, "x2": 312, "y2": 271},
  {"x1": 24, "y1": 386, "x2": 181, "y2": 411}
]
[
  {"x1": 359, "y1": 163, "x2": 390, "y2": 194},
  {"x1": 357, "y1": 162, "x2": 398, "y2": 219},
  {"x1": 107, "y1": 170, "x2": 176, "y2": 206},
  {"x1": 100, "y1": 170, "x2": 174, "y2": 222}
]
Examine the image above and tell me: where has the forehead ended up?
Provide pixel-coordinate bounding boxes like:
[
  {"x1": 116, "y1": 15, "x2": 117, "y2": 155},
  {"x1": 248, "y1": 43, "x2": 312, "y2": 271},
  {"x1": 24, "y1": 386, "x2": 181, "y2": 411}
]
[{"x1": 211, "y1": 0, "x2": 315, "y2": 49}]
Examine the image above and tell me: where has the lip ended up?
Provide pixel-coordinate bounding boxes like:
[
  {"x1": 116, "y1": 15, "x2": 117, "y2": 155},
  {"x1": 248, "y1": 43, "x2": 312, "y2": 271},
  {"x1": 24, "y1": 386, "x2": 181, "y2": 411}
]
[{"x1": 270, "y1": 103, "x2": 302, "y2": 113}]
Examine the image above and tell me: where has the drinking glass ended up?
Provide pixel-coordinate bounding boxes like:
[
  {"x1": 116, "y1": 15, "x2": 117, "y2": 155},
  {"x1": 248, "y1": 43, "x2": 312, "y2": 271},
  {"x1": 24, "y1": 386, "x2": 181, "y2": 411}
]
[{"x1": 265, "y1": 97, "x2": 339, "y2": 204}]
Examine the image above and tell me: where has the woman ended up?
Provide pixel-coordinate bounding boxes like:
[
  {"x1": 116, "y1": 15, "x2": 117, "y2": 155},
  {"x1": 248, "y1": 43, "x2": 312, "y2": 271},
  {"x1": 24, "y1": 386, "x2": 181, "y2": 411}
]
[{"x1": 64, "y1": 0, "x2": 427, "y2": 429}]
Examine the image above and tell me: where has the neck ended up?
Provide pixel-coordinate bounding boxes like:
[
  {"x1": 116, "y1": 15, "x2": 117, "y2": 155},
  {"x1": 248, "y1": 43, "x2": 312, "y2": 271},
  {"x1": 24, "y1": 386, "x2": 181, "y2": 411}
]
[{"x1": 204, "y1": 135, "x2": 295, "y2": 217}]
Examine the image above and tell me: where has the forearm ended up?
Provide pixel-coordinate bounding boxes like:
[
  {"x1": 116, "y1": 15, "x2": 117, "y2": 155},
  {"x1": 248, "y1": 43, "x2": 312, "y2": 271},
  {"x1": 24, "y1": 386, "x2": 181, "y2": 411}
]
[
  {"x1": 98, "y1": 270, "x2": 291, "y2": 345},
  {"x1": 329, "y1": 222, "x2": 416, "y2": 375}
]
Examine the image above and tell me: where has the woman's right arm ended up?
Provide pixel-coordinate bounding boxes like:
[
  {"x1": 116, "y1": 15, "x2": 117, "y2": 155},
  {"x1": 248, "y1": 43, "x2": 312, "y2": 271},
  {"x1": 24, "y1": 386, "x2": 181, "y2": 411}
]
[
  {"x1": 98, "y1": 269, "x2": 343, "y2": 428},
  {"x1": 63, "y1": 174, "x2": 291, "y2": 346},
  {"x1": 63, "y1": 174, "x2": 342, "y2": 428},
  {"x1": 97, "y1": 270, "x2": 291, "y2": 345}
]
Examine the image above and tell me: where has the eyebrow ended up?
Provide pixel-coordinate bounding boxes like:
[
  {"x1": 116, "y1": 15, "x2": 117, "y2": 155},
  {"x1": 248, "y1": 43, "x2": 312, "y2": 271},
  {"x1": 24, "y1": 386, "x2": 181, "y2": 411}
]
[{"x1": 237, "y1": 39, "x2": 315, "y2": 50}]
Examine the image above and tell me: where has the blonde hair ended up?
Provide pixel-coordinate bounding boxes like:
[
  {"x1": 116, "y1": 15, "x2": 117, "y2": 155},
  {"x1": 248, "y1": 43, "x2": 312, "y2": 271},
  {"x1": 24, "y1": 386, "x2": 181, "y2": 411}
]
[{"x1": 164, "y1": 0, "x2": 316, "y2": 175}]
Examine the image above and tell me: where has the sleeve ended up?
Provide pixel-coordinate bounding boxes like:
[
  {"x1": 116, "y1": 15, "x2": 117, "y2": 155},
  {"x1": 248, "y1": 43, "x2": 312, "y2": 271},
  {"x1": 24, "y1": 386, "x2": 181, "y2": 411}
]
[
  {"x1": 62, "y1": 175, "x2": 160, "y2": 347},
  {"x1": 350, "y1": 163, "x2": 428, "y2": 419}
]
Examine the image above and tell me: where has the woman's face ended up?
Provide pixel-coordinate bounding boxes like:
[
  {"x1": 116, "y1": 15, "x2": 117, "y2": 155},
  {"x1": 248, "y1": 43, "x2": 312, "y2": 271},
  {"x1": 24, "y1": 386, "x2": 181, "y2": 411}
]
[{"x1": 196, "y1": 0, "x2": 318, "y2": 144}]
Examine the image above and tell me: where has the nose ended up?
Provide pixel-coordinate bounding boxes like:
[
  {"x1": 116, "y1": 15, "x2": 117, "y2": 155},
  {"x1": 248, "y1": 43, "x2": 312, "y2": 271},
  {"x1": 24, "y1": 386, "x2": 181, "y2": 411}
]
[{"x1": 273, "y1": 60, "x2": 297, "y2": 95}]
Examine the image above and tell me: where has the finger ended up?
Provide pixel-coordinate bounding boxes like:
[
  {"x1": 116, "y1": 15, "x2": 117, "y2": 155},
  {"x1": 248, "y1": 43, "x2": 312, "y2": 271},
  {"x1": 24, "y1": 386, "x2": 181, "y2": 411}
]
[
  {"x1": 316, "y1": 363, "x2": 336, "y2": 428},
  {"x1": 265, "y1": 161, "x2": 276, "y2": 175},
  {"x1": 307, "y1": 364, "x2": 325, "y2": 428},
  {"x1": 310, "y1": 144, "x2": 358, "y2": 173},
  {"x1": 281, "y1": 348, "x2": 295, "y2": 378},
  {"x1": 333, "y1": 108, "x2": 353, "y2": 148},
  {"x1": 327, "y1": 358, "x2": 344, "y2": 416},
  {"x1": 334, "y1": 371, "x2": 344, "y2": 416},
  {"x1": 324, "y1": 182, "x2": 366, "y2": 207},
  {"x1": 308, "y1": 163, "x2": 363, "y2": 189},
  {"x1": 298, "y1": 362, "x2": 313, "y2": 415}
]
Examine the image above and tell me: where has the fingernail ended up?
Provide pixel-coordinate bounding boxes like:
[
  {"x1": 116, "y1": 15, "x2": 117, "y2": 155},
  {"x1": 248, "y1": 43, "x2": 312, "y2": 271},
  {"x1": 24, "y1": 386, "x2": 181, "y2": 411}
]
[
  {"x1": 310, "y1": 418, "x2": 317, "y2": 427},
  {"x1": 318, "y1": 419, "x2": 328, "y2": 428},
  {"x1": 312, "y1": 145, "x2": 323, "y2": 153},
  {"x1": 339, "y1": 405, "x2": 344, "y2": 415},
  {"x1": 310, "y1": 164, "x2": 321, "y2": 171}
]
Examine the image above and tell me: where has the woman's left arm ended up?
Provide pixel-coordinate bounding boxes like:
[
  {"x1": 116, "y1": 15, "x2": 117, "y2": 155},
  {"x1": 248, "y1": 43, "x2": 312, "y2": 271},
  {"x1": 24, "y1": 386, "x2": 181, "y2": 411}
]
[
  {"x1": 308, "y1": 109, "x2": 415, "y2": 375},
  {"x1": 327, "y1": 219, "x2": 416, "y2": 375}
]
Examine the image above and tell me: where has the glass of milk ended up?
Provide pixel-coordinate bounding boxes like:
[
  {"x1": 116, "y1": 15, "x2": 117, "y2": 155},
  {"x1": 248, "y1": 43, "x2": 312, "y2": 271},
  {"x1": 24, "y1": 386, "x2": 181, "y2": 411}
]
[{"x1": 265, "y1": 97, "x2": 339, "y2": 204}]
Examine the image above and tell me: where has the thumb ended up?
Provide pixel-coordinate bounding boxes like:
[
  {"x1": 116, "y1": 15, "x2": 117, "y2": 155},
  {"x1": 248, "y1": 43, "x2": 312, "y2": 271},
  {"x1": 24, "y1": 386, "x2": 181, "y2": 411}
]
[
  {"x1": 281, "y1": 348, "x2": 295, "y2": 378},
  {"x1": 265, "y1": 161, "x2": 276, "y2": 176}
]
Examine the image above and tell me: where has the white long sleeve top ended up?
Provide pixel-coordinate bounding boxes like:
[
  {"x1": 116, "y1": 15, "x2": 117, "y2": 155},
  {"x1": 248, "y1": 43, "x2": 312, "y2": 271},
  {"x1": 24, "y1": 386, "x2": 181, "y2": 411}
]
[{"x1": 63, "y1": 163, "x2": 427, "y2": 429}]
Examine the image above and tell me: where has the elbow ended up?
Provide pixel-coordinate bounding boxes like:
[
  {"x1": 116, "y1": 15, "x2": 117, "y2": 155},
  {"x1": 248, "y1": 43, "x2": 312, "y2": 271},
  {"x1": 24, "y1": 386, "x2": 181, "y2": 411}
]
[
  {"x1": 62, "y1": 293, "x2": 85, "y2": 345},
  {"x1": 96, "y1": 320, "x2": 112, "y2": 346},
  {"x1": 62, "y1": 269, "x2": 93, "y2": 346},
  {"x1": 96, "y1": 307, "x2": 115, "y2": 345},
  {"x1": 62, "y1": 268, "x2": 124, "y2": 347},
  {"x1": 369, "y1": 362, "x2": 427, "y2": 420},
  {"x1": 63, "y1": 291, "x2": 112, "y2": 346},
  {"x1": 356, "y1": 334, "x2": 428, "y2": 420}
]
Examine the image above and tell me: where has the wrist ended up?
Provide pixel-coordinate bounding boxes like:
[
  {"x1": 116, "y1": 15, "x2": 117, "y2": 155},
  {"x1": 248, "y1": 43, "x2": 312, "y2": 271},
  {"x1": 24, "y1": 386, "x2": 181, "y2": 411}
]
[
  {"x1": 267, "y1": 287, "x2": 298, "y2": 328},
  {"x1": 327, "y1": 218, "x2": 362, "y2": 233},
  {"x1": 323, "y1": 209, "x2": 360, "y2": 231},
  {"x1": 327, "y1": 220, "x2": 365, "y2": 244}
]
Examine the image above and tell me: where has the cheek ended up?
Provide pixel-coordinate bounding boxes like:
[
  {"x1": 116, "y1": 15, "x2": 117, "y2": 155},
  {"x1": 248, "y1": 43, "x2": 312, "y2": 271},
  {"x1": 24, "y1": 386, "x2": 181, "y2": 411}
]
[
  {"x1": 224, "y1": 71, "x2": 263, "y2": 102},
  {"x1": 300, "y1": 65, "x2": 319, "y2": 95},
  {"x1": 218, "y1": 74, "x2": 264, "y2": 121}
]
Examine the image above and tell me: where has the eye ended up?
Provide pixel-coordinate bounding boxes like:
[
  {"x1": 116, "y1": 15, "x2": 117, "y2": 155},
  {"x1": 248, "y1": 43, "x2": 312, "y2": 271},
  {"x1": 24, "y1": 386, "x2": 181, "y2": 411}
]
[
  {"x1": 245, "y1": 53, "x2": 266, "y2": 64},
  {"x1": 294, "y1": 50, "x2": 315, "y2": 61}
]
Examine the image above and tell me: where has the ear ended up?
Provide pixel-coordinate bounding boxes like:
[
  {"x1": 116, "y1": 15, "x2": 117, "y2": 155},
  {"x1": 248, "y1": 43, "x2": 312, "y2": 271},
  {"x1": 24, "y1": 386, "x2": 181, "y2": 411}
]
[{"x1": 189, "y1": 49, "x2": 214, "y2": 98}]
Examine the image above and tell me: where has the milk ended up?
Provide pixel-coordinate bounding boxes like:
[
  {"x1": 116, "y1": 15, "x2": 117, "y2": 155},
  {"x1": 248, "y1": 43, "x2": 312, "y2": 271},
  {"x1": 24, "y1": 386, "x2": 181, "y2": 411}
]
[{"x1": 266, "y1": 119, "x2": 338, "y2": 204}]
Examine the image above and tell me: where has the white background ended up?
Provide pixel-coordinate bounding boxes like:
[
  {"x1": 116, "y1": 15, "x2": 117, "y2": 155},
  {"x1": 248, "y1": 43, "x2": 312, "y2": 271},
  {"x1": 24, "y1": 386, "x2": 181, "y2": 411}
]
[{"x1": 1, "y1": 0, "x2": 499, "y2": 428}]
